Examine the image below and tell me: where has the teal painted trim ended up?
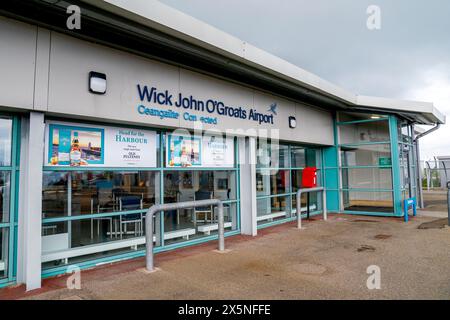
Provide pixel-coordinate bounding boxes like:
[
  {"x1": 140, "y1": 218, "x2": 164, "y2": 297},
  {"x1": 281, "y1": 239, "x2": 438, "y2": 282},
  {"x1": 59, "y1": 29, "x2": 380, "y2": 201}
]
[
  {"x1": 256, "y1": 167, "x2": 294, "y2": 171},
  {"x1": 0, "y1": 166, "x2": 13, "y2": 170},
  {"x1": 336, "y1": 118, "x2": 388, "y2": 126},
  {"x1": 257, "y1": 211, "x2": 323, "y2": 230},
  {"x1": 163, "y1": 167, "x2": 238, "y2": 171},
  {"x1": 340, "y1": 210, "x2": 396, "y2": 217},
  {"x1": 159, "y1": 133, "x2": 164, "y2": 246},
  {"x1": 320, "y1": 149, "x2": 325, "y2": 187},
  {"x1": 389, "y1": 116, "x2": 402, "y2": 216},
  {"x1": 322, "y1": 115, "x2": 340, "y2": 211},
  {"x1": 235, "y1": 137, "x2": 241, "y2": 230},
  {"x1": 256, "y1": 192, "x2": 291, "y2": 200},
  {"x1": 43, "y1": 166, "x2": 161, "y2": 172},
  {"x1": 341, "y1": 188, "x2": 394, "y2": 192},
  {"x1": 340, "y1": 165, "x2": 392, "y2": 169},
  {"x1": 158, "y1": 229, "x2": 240, "y2": 252},
  {"x1": 257, "y1": 216, "x2": 296, "y2": 229},
  {"x1": 0, "y1": 278, "x2": 16, "y2": 288},
  {"x1": 42, "y1": 209, "x2": 146, "y2": 223},
  {"x1": 42, "y1": 200, "x2": 240, "y2": 224},
  {"x1": 7, "y1": 116, "x2": 20, "y2": 283},
  {"x1": 339, "y1": 141, "x2": 391, "y2": 147},
  {"x1": 41, "y1": 229, "x2": 241, "y2": 278},
  {"x1": 0, "y1": 223, "x2": 9, "y2": 228}
]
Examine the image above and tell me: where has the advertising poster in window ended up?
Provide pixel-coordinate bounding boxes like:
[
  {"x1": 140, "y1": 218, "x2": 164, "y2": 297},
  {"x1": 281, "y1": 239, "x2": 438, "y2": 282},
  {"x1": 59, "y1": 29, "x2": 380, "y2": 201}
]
[
  {"x1": 202, "y1": 135, "x2": 234, "y2": 167},
  {"x1": 45, "y1": 122, "x2": 157, "y2": 167},
  {"x1": 166, "y1": 134, "x2": 234, "y2": 168},
  {"x1": 166, "y1": 134, "x2": 201, "y2": 167}
]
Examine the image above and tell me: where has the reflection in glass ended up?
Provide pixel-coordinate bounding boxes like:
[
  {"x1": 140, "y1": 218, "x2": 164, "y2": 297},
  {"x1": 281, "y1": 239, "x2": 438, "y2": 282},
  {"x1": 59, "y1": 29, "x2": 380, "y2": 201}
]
[
  {"x1": 257, "y1": 195, "x2": 291, "y2": 224},
  {"x1": 341, "y1": 144, "x2": 391, "y2": 167},
  {"x1": 256, "y1": 169, "x2": 290, "y2": 196},
  {"x1": 343, "y1": 191, "x2": 394, "y2": 212},
  {"x1": 339, "y1": 120, "x2": 390, "y2": 144},
  {"x1": 339, "y1": 112, "x2": 388, "y2": 123},
  {"x1": 163, "y1": 202, "x2": 237, "y2": 245},
  {"x1": 42, "y1": 171, "x2": 159, "y2": 218},
  {"x1": 0, "y1": 172, "x2": 10, "y2": 223},
  {"x1": 257, "y1": 142, "x2": 289, "y2": 168},
  {"x1": 291, "y1": 146, "x2": 305, "y2": 168},
  {"x1": 41, "y1": 216, "x2": 159, "y2": 270},
  {"x1": 164, "y1": 170, "x2": 236, "y2": 203},
  {"x1": 0, "y1": 118, "x2": 12, "y2": 167},
  {"x1": 341, "y1": 167, "x2": 392, "y2": 190},
  {"x1": 292, "y1": 191, "x2": 321, "y2": 215}
]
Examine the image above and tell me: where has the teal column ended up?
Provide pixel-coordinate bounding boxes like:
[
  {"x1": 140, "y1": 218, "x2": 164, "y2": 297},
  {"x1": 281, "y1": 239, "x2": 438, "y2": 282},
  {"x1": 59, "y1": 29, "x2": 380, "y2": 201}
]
[
  {"x1": 389, "y1": 116, "x2": 402, "y2": 216},
  {"x1": 322, "y1": 116, "x2": 340, "y2": 212}
]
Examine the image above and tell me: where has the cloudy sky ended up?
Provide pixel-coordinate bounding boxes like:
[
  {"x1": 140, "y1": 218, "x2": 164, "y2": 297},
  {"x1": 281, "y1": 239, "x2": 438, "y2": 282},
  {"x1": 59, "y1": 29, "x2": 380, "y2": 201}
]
[{"x1": 160, "y1": 0, "x2": 450, "y2": 160}]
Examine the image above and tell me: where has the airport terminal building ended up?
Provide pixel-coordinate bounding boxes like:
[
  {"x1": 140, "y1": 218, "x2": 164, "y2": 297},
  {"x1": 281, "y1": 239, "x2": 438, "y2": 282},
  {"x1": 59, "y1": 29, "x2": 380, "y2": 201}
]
[{"x1": 0, "y1": 0, "x2": 445, "y2": 290}]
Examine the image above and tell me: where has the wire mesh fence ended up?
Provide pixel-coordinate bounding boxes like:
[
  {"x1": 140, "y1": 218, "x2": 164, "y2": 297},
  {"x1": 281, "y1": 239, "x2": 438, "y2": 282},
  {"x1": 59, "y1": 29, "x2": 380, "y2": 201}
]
[{"x1": 420, "y1": 159, "x2": 450, "y2": 190}]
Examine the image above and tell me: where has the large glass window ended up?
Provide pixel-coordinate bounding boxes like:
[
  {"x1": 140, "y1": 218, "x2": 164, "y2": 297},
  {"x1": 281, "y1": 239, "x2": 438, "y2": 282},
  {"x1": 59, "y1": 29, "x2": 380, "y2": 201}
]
[
  {"x1": 338, "y1": 112, "x2": 394, "y2": 213},
  {"x1": 162, "y1": 170, "x2": 238, "y2": 245},
  {"x1": 41, "y1": 127, "x2": 240, "y2": 271},
  {"x1": 43, "y1": 171, "x2": 159, "y2": 219}
]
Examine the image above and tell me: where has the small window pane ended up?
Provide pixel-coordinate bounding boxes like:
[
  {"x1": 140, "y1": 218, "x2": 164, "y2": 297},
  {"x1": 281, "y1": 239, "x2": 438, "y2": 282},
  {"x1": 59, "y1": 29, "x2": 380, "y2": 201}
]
[
  {"x1": 0, "y1": 227, "x2": 8, "y2": 279},
  {"x1": 256, "y1": 169, "x2": 290, "y2": 196},
  {"x1": 0, "y1": 172, "x2": 11, "y2": 223},
  {"x1": 164, "y1": 170, "x2": 236, "y2": 203},
  {"x1": 291, "y1": 147, "x2": 305, "y2": 168},
  {"x1": 0, "y1": 118, "x2": 12, "y2": 167},
  {"x1": 41, "y1": 214, "x2": 161, "y2": 269},
  {"x1": 163, "y1": 202, "x2": 237, "y2": 245},
  {"x1": 340, "y1": 120, "x2": 390, "y2": 144},
  {"x1": 257, "y1": 142, "x2": 289, "y2": 168},
  {"x1": 257, "y1": 195, "x2": 291, "y2": 224},
  {"x1": 341, "y1": 168, "x2": 392, "y2": 190},
  {"x1": 341, "y1": 144, "x2": 391, "y2": 167},
  {"x1": 343, "y1": 191, "x2": 394, "y2": 212}
]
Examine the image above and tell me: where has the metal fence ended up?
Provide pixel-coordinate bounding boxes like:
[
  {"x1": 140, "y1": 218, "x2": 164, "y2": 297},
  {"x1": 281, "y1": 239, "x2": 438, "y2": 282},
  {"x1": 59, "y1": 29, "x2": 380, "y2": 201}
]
[{"x1": 420, "y1": 159, "x2": 450, "y2": 190}]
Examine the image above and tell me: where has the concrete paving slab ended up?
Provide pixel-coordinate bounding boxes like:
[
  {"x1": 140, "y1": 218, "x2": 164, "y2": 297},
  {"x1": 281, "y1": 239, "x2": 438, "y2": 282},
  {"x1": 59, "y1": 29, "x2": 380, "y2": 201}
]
[{"x1": 1, "y1": 213, "x2": 449, "y2": 300}]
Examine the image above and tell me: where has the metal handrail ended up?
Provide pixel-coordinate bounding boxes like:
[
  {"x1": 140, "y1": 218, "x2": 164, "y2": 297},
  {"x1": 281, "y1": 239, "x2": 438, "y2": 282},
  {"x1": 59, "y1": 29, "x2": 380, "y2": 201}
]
[
  {"x1": 296, "y1": 187, "x2": 327, "y2": 229},
  {"x1": 145, "y1": 199, "x2": 225, "y2": 272}
]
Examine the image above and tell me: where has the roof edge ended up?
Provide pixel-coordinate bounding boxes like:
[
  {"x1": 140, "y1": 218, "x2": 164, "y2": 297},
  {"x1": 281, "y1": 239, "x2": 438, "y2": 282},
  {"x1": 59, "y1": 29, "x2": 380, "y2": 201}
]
[{"x1": 81, "y1": 0, "x2": 445, "y2": 125}]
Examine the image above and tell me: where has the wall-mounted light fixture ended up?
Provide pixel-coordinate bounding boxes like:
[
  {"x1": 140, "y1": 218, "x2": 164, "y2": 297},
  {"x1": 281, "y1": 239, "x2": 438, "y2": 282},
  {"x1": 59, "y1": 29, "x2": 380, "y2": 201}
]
[
  {"x1": 288, "y1": 116, "x2": 297, "y2": 129},
  {"x1": 89, "y1": 71, "x2": 107, "y2": 94}
]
